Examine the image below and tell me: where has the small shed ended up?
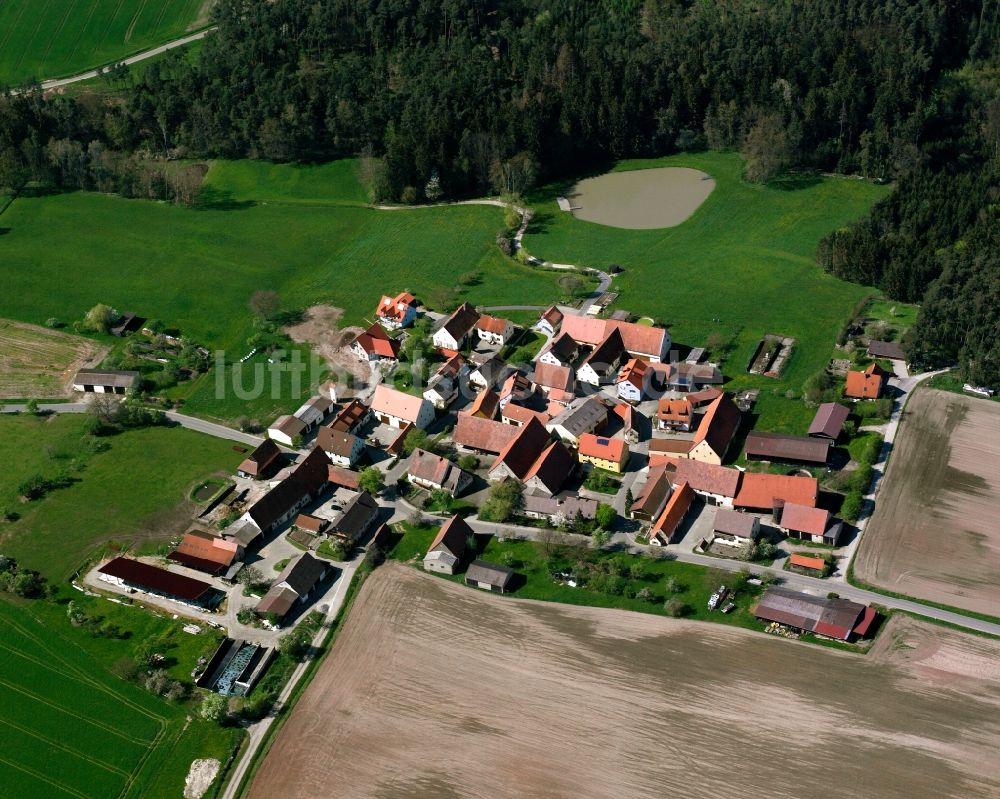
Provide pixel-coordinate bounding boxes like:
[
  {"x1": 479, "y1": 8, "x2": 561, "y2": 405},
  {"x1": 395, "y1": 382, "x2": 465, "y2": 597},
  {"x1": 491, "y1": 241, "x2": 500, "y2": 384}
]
[{"x1": 465, "y1": 560, "x2": 515, "y2": 594}]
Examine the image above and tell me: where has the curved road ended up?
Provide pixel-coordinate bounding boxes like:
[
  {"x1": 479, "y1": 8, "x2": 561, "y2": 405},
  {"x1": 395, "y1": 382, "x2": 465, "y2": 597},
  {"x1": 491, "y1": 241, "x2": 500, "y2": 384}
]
[{"x1": 35, "y1": 28, "x2": 216, "y2": 92}]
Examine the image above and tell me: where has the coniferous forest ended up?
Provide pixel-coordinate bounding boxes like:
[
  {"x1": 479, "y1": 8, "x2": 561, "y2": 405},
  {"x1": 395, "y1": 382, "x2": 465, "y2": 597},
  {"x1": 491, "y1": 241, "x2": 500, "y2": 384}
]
[{"x1": 1, "y1": 0, "x2": 997, "y2": 382}]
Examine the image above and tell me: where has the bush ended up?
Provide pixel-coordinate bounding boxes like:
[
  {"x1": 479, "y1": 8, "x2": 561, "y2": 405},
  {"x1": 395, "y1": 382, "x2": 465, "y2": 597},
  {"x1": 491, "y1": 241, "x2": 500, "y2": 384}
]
[
  {"x1": 851, "y1": 464, "x2": 874, "y2": 493},
  {"x1": 199, "y1": 693, "x2": 229, "y2": 723},
  {"x1": 840, "y1": 491, "x2": 864, "y2": 522},
  {"x1": 457, "y1": 454, "x2": 479, "y2": 472},
  {"x1": 664, "y1": 598, "x2": 688, "y2": 617},
  {"x1": 594, "y1": 503, "x2": 616, "y2": 531}
]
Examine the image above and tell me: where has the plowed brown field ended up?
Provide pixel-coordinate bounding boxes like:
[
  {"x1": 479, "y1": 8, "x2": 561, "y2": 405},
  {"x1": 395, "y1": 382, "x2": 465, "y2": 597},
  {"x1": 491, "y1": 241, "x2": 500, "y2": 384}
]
[
  {"x1": 0, "y1": 319, "x2": 106, "y2": 398},
  {"x1": 855, "y1": 388, "x2": 1000, "y2": 616},
  {"x1": 248, "y1": 563, "x2": 1000, "y2": 799}
]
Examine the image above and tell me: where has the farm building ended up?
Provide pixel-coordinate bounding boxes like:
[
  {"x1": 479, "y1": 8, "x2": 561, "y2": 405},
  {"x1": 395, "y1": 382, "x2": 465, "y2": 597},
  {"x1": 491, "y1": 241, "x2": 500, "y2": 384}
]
[
  {"x1": 576, "y1": 328, "x2": 627, "y2": 386},
  {"x1": 501, "y1": 402, "x2": 550, "y2": 427},
  {"x1": 687, "y1": 388, "x2": 722, "y2": 409},
  {"x1": 241, "y1": 448, "x2": 332, "y2": 541},
  {"x1": 237, "y1": 439, "x2": 282, "y2": 479},
  {"x1": 454, "y1": 414, "x2": 519, "y2": 454},
  {"x1": 531, "y1": 361, "x2": 575, "y2": 397},
  {"x1": 257, "y1": 553, "x2": 330, "y2": 623},
  {"x1": 664, "y1": 362, "x2": 723, "y2": 393},
  {"x1": 685, "y1": 392, "x2": 741, "y2": 465},
  {"x1": 423, "y1": 515, "x2": 472, "y2": 574},
  {"x1": 845, "y1": 363, "x2": 890, "y2": 399},
  {"x1": 375, "y1": 291, "x2": 418, "y2": 329},
  {"x1": 327, "y1": 465, "x2": 360, "y2": 491},
  {"x1": 476, "y1": 314, "x2": 515, "y2": 345},
  {"x1": 464, "y1": 388, "x2": 501, "y2": 420},
  {"x1": 432, "y1": 302, "x2": 480, "y2": 350},
  {"x1": 168, "y1": 531, "x2": 242, "y2": 578},
  {"x1": 72, "y1": 369, "x2": 140, "y2": 394},
  {"x1": 672, "y1": 459, "x2": 741, "y2": 507},
  {"x1": 465, "y1": 560, "x2": 515, "y2": 593},
  {"x1": 614, "y1": 402, "x2": 645, "y2": 444},
  {"x1": 630, "y1": 465, "x2": 672, "y2": 522},
  {"x1": 534, "y1": 305, "x2": 564, "y2": 336},
  {"x1": 546, "y1": 397, "x2": 607, "y2": 445},
  {"x1": 577, "y1": 433, "x2": 629, "y2": 473},
  {"x1": 537, "y1": 332, "x2": 579, "y2": 368},
  {"x1": 649, "y1": 480, "x2": 695, "y2": 546},
  {"x1": 267, "y1": 415, "x2": 306, "y2": 447},
  {"x1": 499, "y1": 372, "x2": 534, "y2": 408},
  {"x1": 490, "y1": 418, "x2": 574, "y2": 496},
  {"x1": 469, "y1": 354, "x2": 510, "y2": 390},
  {"x1": 423, "y1": 354, "x2": 467, "y2": 409},
  {"x1": 328, "y1": 400, "x2": 370, "y2": 433},
  {"x1": 733, "y1": 473, "x2": 818, "y2": 513},
  {"x1": 521, "y1": 493, "x2": 598, "y2": 523},
  {"x1": 616, "y1": 358, "x2": 650, "y2": 402},
  {"x1": 370, "y1": 384, "x2": 435, "y2": 429},
  {"x1": 775, "y1": 501, "x2": 844, "y2": 545},
  {"x1": 98, "y1": 557, "x2": 217, "y2": 608},
  {"x1": 657, "y1": 397, "x2": 694, "y2": 431},
  {"x1": 328, "y1": 491, "x2": 380, "y2": 545},
  {"x1": 408, "y1": 448, "x2": 473, "y2": 496},
  {"x1": 350, "y1": 323, "x2": 401, "y2": 362},
  {"x1": 294, "y1": 514, "x2": 328, "y2": 534},
  {"x1": 712, "y1": 509, "x2": 760, "y2": 547},
  {"x1": 808, "y1": 403, "x2": 850, "y2": 440},
  {"x1": 316, "y1": 428, "x2": 365, "y2": 468},
  {"x1": 744, "y1": 432, "x2": 830, "y2": 465},
  {"x1": 788, "y1": 553, "x2": 827, "y2": 573},
  {"x1": 753, "y1": 587, "x2": 876, "y2": 641},
  {"x1": 866, "y1": 340, "x2": 906, "y2": 362},
  {"x1": 197, "y1": 638, "x2": 275, "y2": 697},
  {"x1": 560, "y1": 315, "x2": 671, "y2": 362},
  {"x1": 293, "y1": 396, "x2": 335, "y2": 430}
]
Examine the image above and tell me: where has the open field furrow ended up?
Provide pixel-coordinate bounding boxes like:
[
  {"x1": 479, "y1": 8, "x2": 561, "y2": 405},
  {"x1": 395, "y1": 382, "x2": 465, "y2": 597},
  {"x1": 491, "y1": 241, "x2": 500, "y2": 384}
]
[
  {"x1": 0, "y1": 716, "x2": 130, "y2": 777},
  {"x1": 0, "y1": 756, "x2": 91, "y2": 799}
]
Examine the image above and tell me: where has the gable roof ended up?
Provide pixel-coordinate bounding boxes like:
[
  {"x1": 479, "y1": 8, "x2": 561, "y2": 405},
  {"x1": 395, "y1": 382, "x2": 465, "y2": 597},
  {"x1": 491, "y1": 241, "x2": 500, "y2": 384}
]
[
  {"x1": 428, "y1": 515, "x2": 473, "y2": 558},
  {"x1": 521, "y1": 493, "x2": 599, "y2": 520},
  {"x1": 454, "y1": 414, "x2": 519, "y2": 453},
  {"x1": 744, "y1": 432, "x2": 831, "y2": 464},
  {"x1": 316, "y1": 427, "x2": 362, "y2": 458},
  {"x1": 657, "y1": 397, "x2": 693, "y2": 423},
  {"x1": 471, "y1": 354, "x2": 509, "y2": 386},
  {"x1": 522, "y1": 439, "x2": 574, "y2": 494},
  {"x1": 539, "y1": 305, "x2": 564, "y2": 328},
  {"x1": 99, "y1": 557, "x2": 213, "y2": 601},
  {"x1": 713, "y1": 509, "x2": 758, "y2": 537},
  {"x1": 492, "y1": 417, "x2": 554, "y2": 480},
  {"x1": 547, "y1": 397, "x2": 607, "y2": 438},
  {"x1": 500, "y1": 372, "x2": 534, "y2": 402},
  {"x1": 617, "y1": 357, "x2": 649, "y2": 390},
  {"x1": 465, "y1": 560, "x2": 515, "y2": 588},
  {"x1": 371, "y1": 384, "x2": 430, "y2": 424},
  {"x1": 409, "y1": 448, "x2": 470, "y2": 493},
  {"x1": 578, "y1": 433, "x2": 627, "y2": 463},
  {"x1": 476, "y1": 314, "x2": 511, "y2": 334},
  {"x1": 652, "y1": 480, "x2": 695, "y2": 541},
  {"x1": 531, "y1": 361, "x2": 574, "y2": 392},
  {"x1": 276, "y1": 552, "x2": 327, "y2": 596},
  {"x1": 465, "y1": 388, "x2": 501, "y2": 420},
  {"x1": 327, "y1": 465, "x2": 360, "y2": 490},
  {"x1": 434, "y1": 353, "x2": 466, "y2": 380},
  {"x1": 247, "y1": 447, "x2": 330, "y2": 530},
  {"x1": 168, "y1": 531, "x2": 240, "y2": 574},
  {"x1": 376, "y1": 291, "x2": 417, "y2": 322},
  {"x1": 754, "y1": 587, "x2": 865, "y2": 641},
  {"x1": 691, "y1": 393, "x2": 741, "y2": 459},
  {"x1": 687, "y1": 388, "x2": 723, "y2": 408},
  {"x1": 560, "y1": 315, "x2": 668, "y2": 358},
  {"x1": 673, "y1": 459, "x2": 742, "y2": 498},
  {"x1": 439, "y1": 302, "x2": 480, "y2": 340},
  {"x1": 540, "y1": 331, "x2": 578, "y2": 363},
  {"x1": 238, "y1": 439, "x2": 281, "y2": 477},
  {"x1": 845, "y1": 362, "x2": 889, "y2": 398},
  {"x1": 351, "y1": 323, "x2": 400, "y2": 358},
  {"x1": 734, "y1": 472, "x2": 818, "y2": 511},
  {"x1": 501, "y1": 403, "x2": 550, "y2": 426},
  {"x1": 632, "y1": 465, "x2": 673, "y2": 517},
  {"x1": 780, "y1": 502, "x2": 831, "y2": 536},
  {"x1": 808, "y1": 403, "x2": 850, "y2": 439},
  {"x1": 581, "y1": 328, "x2": 627, "y2": 373},
  {"x1": 867, "y1": 340, "x2": 906, "y2": 360},
  {"x1": 74, "y1": 369, "x2": 140, "y2": 388},
  {"x1": 789, "y1": 553, "x2": 827, "y2": 571},
  {"x1": 330, "y1": 399, "x2": 369, "y2": 432},
  {"x1": 331, "y1": 490, "x2": 379, "y2": 540},
  {"x1": 270, "y1": 415, "x2": 306, "y2": 437}
]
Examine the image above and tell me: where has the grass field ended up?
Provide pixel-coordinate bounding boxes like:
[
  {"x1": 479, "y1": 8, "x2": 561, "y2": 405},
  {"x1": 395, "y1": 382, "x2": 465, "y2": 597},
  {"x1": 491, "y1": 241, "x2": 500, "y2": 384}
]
[
  {"x1": 0, "y1": 596, "x2": 240, "y2": 799},
  {"x1": 525, "y1": 152, "x2": 891, "y2": 427},
  {"x1": 0, "y1": 318, "x2": 106, "y2": 399},
  {"x1": 0, "y1": 414, "x2": 239, "y2": 581},
  {"x1": 0, "y1": 0, "x2": 210, "y2": 85}
]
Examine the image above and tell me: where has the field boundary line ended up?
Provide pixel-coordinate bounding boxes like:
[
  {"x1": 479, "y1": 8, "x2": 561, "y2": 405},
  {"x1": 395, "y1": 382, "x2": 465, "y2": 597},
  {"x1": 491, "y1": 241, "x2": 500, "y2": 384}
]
[
  {"x1": 0, "y1": 677, "x2": 156, "y2": 744},
  {"x1": 13, "y1": 0, "x2": 57, "y2": 74},
  {"x1": 0, "y1": 716, "x2": 130, "y2": 777},
  {"x1": 67, "y1": 0, "x2": 105, "y2": 66},
  {"x1": 0, "y1": 754, "x2": 93, "y2": 799},
  {"x1": 40, "y1": 0, "x2": 82, "y2": 66}
]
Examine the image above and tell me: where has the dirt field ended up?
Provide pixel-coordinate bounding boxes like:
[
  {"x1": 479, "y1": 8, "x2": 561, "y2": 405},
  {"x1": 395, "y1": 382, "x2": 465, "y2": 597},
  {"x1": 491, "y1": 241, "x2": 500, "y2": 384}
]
[
  {"x1": 248, "y1": 564, "x2": 1000, "y2": 799},
  {"x1": 0, "y1": 319, "x2": 106, "y2": 398},
  {"x1": 854, "y1": 388, "x2": 1000, "y2": 616},
  {"x1": 568, "y1": 167, "x2": 715, "y2": 229},
  {"x1": 283, "y1": 304, "x2": 370, "y2": 390}
]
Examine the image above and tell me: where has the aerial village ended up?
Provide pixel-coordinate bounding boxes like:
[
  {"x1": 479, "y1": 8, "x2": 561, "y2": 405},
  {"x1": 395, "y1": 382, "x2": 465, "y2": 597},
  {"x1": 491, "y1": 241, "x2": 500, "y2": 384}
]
[{"x1": 76, "y1": 288, "x2": 896, "y2": 696}]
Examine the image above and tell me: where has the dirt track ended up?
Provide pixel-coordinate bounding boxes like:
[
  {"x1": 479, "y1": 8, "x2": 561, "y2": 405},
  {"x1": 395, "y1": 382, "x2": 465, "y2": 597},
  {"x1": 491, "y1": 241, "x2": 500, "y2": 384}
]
[
  {"x1": 854, "y1": 389, "x2": 1000, "y2": 616},
  {"x1": 248, "y1": 563, "x2": 1000, "y2": 799}
]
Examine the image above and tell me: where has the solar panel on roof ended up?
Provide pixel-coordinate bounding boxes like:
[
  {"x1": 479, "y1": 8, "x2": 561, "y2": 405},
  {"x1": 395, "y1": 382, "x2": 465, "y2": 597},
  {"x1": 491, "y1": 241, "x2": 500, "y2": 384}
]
[{"x1": 597, "y1": 437, "x2": 610, "y2": 445}]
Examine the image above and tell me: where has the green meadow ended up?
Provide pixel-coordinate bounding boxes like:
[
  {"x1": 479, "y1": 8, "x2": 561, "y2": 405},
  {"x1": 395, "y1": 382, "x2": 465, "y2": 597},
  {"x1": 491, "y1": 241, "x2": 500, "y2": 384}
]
[
  {"x1": 0, "y1": 152, "x2": 889, "y2": 428},
  {"x1": 0, "y1": 595, "x2": 241, "y2": 799},
  {"x1": 0, "y1": 414, "x2": 240, "y2": 581},
  {"x1": 525, "y1": 152, "x2": 891, "y2": 431},
  {"x1": 0, "y1": 0, "x2": 209, "y2": 85}
]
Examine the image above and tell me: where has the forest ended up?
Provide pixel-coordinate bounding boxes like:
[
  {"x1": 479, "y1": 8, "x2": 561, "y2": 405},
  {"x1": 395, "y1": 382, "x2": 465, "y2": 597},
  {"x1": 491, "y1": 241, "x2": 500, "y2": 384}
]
[{"x1": 0, "y1": 0, "x2": 997, "y2": 383}]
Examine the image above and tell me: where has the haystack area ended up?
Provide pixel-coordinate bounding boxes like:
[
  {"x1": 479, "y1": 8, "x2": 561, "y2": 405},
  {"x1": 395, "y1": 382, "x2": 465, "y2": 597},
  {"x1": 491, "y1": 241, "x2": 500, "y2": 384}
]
[
  {"x1": 854, "y1": 388, "x2": 1000, "y2": 616},
  {"x1": 568, "y1": 167, "x2": 714, "y2": 228},
  {"x1": 248, "y1": 563, "x2": 1000, "y2": 799}
]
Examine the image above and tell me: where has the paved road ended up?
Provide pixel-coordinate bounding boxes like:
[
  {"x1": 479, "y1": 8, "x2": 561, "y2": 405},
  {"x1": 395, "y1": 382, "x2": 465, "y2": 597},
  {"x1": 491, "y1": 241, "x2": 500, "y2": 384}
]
[{"x1": 34, "y1": 29, "x2": 216, "y2": 91}]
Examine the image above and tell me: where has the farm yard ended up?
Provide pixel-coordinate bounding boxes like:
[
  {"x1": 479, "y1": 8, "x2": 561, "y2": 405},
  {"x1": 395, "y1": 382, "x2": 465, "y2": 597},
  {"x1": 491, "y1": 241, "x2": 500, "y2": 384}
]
[
  {"x1": 0, "y1": 414, "x2": 238, "y2": 581},
  {"x1": 0, "y1": 0, "x2": 211, "y2": 85},
  {"x1": 0, "y1": 318, "x2": 106, "y2": 398},
  {"x1": 853, "y1": 389, "x2": 1000, "y2": 618},
  {"x1": 0, "y1": 596, "x2": 239, "y2": 799},
  {"x1": 247, "y1": 564, "x2": 1000, "y2": 799}
]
